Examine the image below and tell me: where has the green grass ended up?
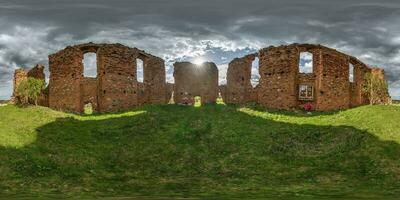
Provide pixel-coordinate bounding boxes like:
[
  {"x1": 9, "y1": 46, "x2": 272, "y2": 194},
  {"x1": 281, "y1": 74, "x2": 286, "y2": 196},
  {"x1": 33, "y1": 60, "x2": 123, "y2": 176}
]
[{"x1": 0, "y1": 103, "x2": 400, "y2": 199}]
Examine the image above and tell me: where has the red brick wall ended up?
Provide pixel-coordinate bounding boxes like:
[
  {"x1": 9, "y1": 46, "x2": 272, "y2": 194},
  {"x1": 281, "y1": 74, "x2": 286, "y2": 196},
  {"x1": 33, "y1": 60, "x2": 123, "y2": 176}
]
[
  {"x1": 11, "y1": 69, "x2": 28, "y2": 103},
  {"x1": 140, "y1": 53, "x2": 167, "y2": 104},
  {"x1": 81, "y1": 77, "x2": 98, "y2": 111},
  {"x1": 224, "y1": 54, "x2": 256, "y2": 104},
  {"x1": 48, "y1": 43, "x2": 166, "y2": 113},
  {"x1": 49, "y1": 46, "x2": 83, "y2": 113},
  {"x1": 96, "y1": 44, "x2": 137, "y2": 112},
  {"x1": 315, "y1": 48, "x2": 350, "y2": 111},
  {"x1": 18, "y1": 42, "x2": 390, "y2": 113},
  {"x1": 255, "y1": 44, "x2": 389, "y2": 111},
  {"x1": 173, "y1": 62, "x2": 218, "y2": 105},
  {"x1": 258, "y1": 45, "x2": 298, "y2": 109}
]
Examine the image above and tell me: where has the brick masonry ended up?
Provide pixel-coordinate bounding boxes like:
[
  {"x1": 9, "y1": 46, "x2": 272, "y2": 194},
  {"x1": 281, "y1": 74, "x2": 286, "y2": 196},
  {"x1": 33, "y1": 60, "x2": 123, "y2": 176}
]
[
  {"x1": 12, "y1": 64, "x2": 48, "y2": 106},
  {"x1": 173, "y1": 62, "x2": 218, "y2": 105},
  {"x1": 221, "y1": 54, "x2": 258, "y2": 104},
  {"x1": 47, "y1": 43, "x2": 167, "y2": 113},
  {"x1": 12, "y1": 43, "x2": 391, "y2": 113}
]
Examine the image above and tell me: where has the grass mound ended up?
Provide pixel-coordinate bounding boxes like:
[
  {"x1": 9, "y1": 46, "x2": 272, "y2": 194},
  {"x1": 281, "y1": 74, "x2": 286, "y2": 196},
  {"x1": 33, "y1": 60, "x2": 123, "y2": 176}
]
[{"x1": 0, "y1": 104, "x2": 399, "y2": 199}]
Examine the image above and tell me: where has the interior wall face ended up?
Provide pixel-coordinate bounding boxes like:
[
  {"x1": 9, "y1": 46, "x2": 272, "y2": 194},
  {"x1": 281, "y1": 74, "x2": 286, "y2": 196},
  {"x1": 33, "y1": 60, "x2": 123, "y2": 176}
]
[
  {"x1": 349, "y1": 60, "x2": 367, "y2": 107},
  {"x1": 11, "y1": 69, "x2": 28, "y2": 103},
  {"x1": 49, "y1": 46, "x2": 84, "y2": 113},
  {"x1": 142, "y1": 56, "x2": 167, "y2": 104},
  {"x1": 315, "y1": 49, "x2": 351, "y2": 111},
  {"x1": 370, "y1": 68, "x2": 392, "y2": 104},
  {"x1": 173, "y1": 62, "x2": 218, "y2": 105},
  {"x1": 82, "y1": 77, "x2": 98, "y2": 112},
  {"x1": 96, "y1": 45, "x2": 137, "y2": 112},
  {"x1": 257, "y1": 45, "x2": 299, "y2": 110},
  {"x1": 224, "y1": 54, "x2": 256, "y2": 104}
]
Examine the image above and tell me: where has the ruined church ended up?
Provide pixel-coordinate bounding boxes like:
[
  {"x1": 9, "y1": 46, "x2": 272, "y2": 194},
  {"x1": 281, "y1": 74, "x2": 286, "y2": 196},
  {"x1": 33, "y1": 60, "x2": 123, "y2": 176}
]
[{"x1": 12, "y1": 43, "x2": 391, "y2": 113}]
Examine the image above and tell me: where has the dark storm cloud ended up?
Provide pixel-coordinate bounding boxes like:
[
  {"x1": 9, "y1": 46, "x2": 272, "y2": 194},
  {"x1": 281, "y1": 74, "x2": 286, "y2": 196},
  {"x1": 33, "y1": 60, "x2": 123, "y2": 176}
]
[{"x1": 0, "y1": 0, "x2": 400, "y2": 99}]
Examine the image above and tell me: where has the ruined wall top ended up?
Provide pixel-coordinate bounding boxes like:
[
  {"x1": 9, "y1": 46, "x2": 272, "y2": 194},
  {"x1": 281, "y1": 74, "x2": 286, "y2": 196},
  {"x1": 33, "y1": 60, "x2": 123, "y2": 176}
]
[
  {"x1": 50, "y1": 42, "x2": 164, "y2": 62},
  {"x1": 260, "y1": 43, "x2": 369, "y2": 68}
]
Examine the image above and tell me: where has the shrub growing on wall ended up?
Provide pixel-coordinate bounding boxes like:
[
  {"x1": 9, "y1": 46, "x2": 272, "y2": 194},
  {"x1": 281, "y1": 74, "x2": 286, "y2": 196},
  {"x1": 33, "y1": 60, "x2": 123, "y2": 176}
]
[
  {"x1": 16, "y1": 77, "x2": 45, "y2": 105},
  {"x1": 362, "y1": 72, "x2": 389, "y2": 105}
]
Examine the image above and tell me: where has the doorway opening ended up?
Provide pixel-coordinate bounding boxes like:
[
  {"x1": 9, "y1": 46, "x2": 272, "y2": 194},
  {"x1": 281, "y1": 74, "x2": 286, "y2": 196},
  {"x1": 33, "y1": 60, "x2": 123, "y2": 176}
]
[
  {"x1": 194, "y1": 96, "x2": 202, "y2": 107},
  {"x1": 84, "y1": 103, "x2": 93, "y2": 115}
]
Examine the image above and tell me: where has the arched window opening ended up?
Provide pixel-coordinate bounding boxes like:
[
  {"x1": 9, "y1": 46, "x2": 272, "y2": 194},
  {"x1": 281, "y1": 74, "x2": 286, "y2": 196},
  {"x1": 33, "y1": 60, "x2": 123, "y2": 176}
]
[
  {"x1": 251, "y1": 57, "x2": 260, "y2": 87},
  {"x1": 349, "y1": 63, "x2": 354, "y2": 83},
  {"x1": 136, "y1": 58, "x2": 144, "y2": 82},
  {"x1": 83, "y1": 53, "x2": 97, "y2": 77},
  {"x1": 299, "y1": 52, "x2": 313, "y2": 73}
]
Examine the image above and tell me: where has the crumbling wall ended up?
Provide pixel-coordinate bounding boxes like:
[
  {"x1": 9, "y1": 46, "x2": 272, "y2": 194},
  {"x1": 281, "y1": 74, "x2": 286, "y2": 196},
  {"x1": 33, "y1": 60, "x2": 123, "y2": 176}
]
[
  {"x1": 138, "y1": 52, "x2": 167, "y2": 105},
  {"x1": 219, "y1": 85, "x2": 227, "y2": 102},
  {"x1": 49, "y1": 46, "x2": 84, "y2": 113},
  {"x1": 256, "y1": 44, "x2": 389, "y2": 111},
  {"x1": 315, "y1": 47, "x2": 350, "y2": 111},
  {"x1": 224, "y1": 54, "x2": 257, "y2": 104},
  {"x1": 349, "y1": 58, "x2": 369, "y2": 107},
  {"x1": 12, "y1": 64, "x2": 48, "y2": 106},
  {"x1": 11, "y1": 69, "x2": 28, "y2": 103},
  {"x1": 258, "y1": 45, "x2": 299, "y2": 110},
  {"x1": 27, "y1": 64, "x2": 45, "y2": 80},
  {"x1": 48, "y1": 43, "x2": 166, "y2": 113},
  {"x1": 96, "y1": 44, "x2": 137, "y2": 112},
  {"x1": 173, "y1": 62, "x2": 218, "y2": 105},
  {"x1": 370, "y1": 68, "x2": 391, "y2": 104},
  {"x1": 81, "y1": 77, "x2": 98, "y2": 112},
  {"x1": 28, "y1": 64, "x2": 48, "y2": 106},
  {"x1": 13, "y1": 42, "x2": 390, "y2": 113}
]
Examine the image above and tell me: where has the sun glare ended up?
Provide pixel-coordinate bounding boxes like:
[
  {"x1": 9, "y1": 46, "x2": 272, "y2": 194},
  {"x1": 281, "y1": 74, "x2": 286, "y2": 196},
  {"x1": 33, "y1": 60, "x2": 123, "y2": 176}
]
[{"x1": 193, "y1": 58, "x2": 205, "y2": 65}]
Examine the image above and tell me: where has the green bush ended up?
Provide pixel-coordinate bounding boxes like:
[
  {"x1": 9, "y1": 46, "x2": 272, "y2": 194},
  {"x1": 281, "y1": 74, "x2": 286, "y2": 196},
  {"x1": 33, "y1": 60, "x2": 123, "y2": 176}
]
[{"x1": 16, "y1": 77, "x2": 45, "y2": 105}]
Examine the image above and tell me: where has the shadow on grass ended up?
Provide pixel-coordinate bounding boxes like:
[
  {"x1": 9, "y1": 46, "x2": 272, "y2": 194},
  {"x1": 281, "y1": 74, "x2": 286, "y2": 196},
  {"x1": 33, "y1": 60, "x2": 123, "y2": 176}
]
[
  {"x1": 0, "y1": 104, "x2": 399, "y2": 199},
  {"x1": 242, "y1": 103, "x2": 342, "y2": 117}
]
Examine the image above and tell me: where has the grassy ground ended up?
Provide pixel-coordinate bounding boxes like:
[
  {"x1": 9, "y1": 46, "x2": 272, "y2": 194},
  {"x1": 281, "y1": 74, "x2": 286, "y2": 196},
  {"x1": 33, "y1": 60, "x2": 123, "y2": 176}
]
[{"x1": 0, "y1": 102, "x2": 400, "y2": 199}]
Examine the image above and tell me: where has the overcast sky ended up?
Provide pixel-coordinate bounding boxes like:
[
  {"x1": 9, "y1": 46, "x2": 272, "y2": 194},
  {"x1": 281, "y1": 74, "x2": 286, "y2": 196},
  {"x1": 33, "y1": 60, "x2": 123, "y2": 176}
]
[{"x1": 0, "y1": 0, "x2": 399, "y2": 100}]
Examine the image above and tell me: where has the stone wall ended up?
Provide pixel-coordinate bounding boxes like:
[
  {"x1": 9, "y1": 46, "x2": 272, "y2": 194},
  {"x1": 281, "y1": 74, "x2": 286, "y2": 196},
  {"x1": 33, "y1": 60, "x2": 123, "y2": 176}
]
[
  {"x1": 256, "y1": 44, "x2": 391, "y2": 111},
  {"x1": 12, "y1": 42, "x2": 391, "y2": 113},
  {"x1": 173, "y1": 62, "x2": 218, "y2": 105},
  {"x1": 370, "y1": 68, "x2": 392, "y2": 104},
  {"x1": 81, "y1": 78, "x2": 98, "y2": 111},
  {"x1": 96, "y1": 44, "x2": 137, "y2": 112},
  {"x1": 223, "y1": 54, "x2": 257, "y2": 104},
  {"x1": 27, "y1": 64, "x2": 46, "y2": 80},
  {"x1": 349, "y1": 57, "x2": 370, "y2": 107},
  {"x1": 138, "y1": 52, "x2": 167, "y2": 105},
  {"x1": 48, "y1": 43, "x2": 166, "y2": 113},
  {"x1": 12, "y1": 65, "x2": 48, "y2": 105},
  {"x1": 49, "y1": 46, "x2": 84, "y2": 113},
  {"x1": 11, "y1": 69, "x2": 28, "y2": 103},
  {"x1": 258, "y1": 45, "x2": 299, "y2": 110}
]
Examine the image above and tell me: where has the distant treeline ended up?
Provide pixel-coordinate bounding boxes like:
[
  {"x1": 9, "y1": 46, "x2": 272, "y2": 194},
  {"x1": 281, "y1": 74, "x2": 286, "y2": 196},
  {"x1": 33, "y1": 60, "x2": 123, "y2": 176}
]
[{"x1": 0, "y1": 100, "x2": 9, "y2": 104}]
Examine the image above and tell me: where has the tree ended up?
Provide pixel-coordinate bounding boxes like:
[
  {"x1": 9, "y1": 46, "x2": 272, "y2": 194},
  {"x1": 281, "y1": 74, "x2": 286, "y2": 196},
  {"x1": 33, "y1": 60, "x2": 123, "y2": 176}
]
[
  {"x1": 362, "y1": 72, "x2": 389, "y2": 105},
  {"x1": 16, "y1": 77, "x2": 45, "y2": 105}
]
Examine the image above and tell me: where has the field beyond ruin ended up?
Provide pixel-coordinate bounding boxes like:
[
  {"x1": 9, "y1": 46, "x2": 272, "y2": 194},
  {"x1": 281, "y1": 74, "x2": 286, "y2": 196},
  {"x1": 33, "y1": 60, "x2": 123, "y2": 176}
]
[{"x1": 0, "y1": 103, "x2": 399, "y2": 199}]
